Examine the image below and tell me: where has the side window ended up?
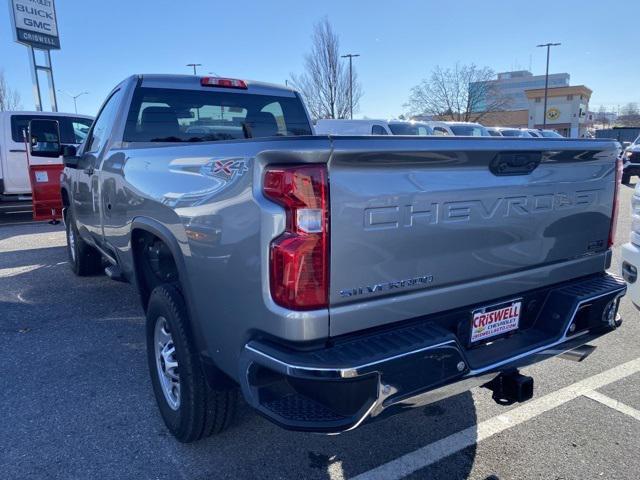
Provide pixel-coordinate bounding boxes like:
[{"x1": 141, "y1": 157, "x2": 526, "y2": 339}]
[
  {"x1": 86, "y1": 89, "x2": 122, "y2": 153},
  {"x1": 371, "y1": 125, "x2": 388, "y2": 135},
  {"x1": 11, "y1": 115, "x2": 33, "y2": 142},
  {"x1": 433, "y1": 127, "x2": 449, "y2": 136},
  {"x1": 69, "y1": 119, "x2": 93, "y2": 144}
]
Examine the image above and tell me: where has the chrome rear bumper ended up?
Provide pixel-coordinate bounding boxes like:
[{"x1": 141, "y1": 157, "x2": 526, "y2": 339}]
[{"x1": 239, "y1": 274, "x2": 626, "y2": 433}]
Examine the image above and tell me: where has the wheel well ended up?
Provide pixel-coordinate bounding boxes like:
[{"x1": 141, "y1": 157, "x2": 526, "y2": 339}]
[
  {"x1": 131, "y1": 229, "x2": 180, "y2": 310},
  {"x1": 61, "y1": 188, "x2": 70, "y2": 207}
]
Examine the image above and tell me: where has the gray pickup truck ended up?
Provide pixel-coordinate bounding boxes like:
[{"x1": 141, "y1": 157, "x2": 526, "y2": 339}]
[{"x1": 28, "y1": 74, "x2": 626, "y2": 442}]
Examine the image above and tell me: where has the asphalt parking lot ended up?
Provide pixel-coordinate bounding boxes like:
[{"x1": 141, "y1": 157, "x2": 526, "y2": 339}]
[{"x1": 1, "y1": 184, "x2": 639, "y2": 480}]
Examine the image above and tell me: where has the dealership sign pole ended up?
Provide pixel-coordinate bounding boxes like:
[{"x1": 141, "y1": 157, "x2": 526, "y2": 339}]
[{"x1": 8, "y1": 0, "x2": 60, "y2": 112}]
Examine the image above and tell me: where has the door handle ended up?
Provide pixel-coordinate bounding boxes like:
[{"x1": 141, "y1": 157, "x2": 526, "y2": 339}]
[{"x1": 83, "y1": 166, "x2": 94, "y2": 175}]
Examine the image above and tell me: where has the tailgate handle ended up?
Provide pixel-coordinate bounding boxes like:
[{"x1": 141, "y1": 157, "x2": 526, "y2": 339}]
[{"x1": 490, "y1": 152, "x2": 542, "y2": 176}]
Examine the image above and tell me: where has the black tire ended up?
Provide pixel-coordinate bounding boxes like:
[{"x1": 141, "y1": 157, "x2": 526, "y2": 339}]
[
  {"x1": 65, "y1": 208, "x2": 102, "y2": 276},
  {"x1": 622, "y1": 173, "x2": 631, "y2": 185},
  {"x1": 146, "y1": 284, "x2": 237, "y2": 442}
]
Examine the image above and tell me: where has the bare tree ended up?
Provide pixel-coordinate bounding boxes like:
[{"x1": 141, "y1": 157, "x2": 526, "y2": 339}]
[
  {"x1": 618, "y1": 102, "x2": 640, "y2": 127},
  {"x1": 596, "y1": 105, "x2": 610, "y2": 129},
  {"x1": 0, "y1": 70, "x2": 22, "y2": 111},
  {"x1": 405, "y1": 64, "x2": 510, "y2": 122},
  {"x1": 621, "y1": 102, "x2": 640, "y2": 116},
  {"x1": 290, "y1": 17, "x2": 362, "y2": 119}
]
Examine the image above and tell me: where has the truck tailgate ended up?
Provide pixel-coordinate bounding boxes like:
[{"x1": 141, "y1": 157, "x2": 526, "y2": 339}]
[{"x1": 328, "y1": 137, "x2": 619, "y2": 336}]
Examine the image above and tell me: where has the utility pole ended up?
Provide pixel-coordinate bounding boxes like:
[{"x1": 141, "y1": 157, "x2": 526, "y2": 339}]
[
  {"x1": 341, "y1": 53, "x2": 360, "y2": 119},
  {"x1": 58, "y1": 90, "x2": 88, "y2": 114},
  {"x1": 536, "y1": 43, "x2": 561, "y2": 128},
  {"x1": 186, "y1": 63, "x2": 202, "y2": 75}
]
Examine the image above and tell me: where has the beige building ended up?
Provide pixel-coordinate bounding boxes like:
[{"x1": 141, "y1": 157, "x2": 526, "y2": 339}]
[{"x1": 525, "y1": 85, "x2": 592, "y2": 137}]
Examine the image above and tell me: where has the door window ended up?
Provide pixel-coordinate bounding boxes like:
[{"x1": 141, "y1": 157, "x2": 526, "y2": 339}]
[{"x1": 86, "y1": 89, "x2": 122, "y2": 153}]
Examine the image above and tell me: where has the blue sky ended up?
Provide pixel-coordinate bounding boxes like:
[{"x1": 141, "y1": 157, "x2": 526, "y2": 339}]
[{"x1": 1, "y1": 0, "x2": 638, "y2": 118}]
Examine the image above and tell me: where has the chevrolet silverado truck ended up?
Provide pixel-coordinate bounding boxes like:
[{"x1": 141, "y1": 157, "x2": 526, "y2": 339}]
[{"x1": 29, "y1": 74, "x2": 626, "y2": 442}]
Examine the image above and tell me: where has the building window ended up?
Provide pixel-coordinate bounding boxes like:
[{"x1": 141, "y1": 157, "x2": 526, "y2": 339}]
[
  {"x1": 567, "y1": 94, "x2": 573, "y2": 100},
  {"x1": 535, "y1": 97, "x2": 541, "y2": 103}
]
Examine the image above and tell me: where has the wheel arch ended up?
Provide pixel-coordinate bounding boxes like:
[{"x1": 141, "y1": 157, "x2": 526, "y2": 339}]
[
  {"x1": 129, "y1": 217, "x2": 213, "y2": 371},
  {"x1": 129, "y1": 217, "x2": 190, "y2": 309}
]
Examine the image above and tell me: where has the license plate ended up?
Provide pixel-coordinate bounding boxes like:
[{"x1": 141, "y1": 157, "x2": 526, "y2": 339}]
[{"x1": 470, "y1": 299, "x2": 522, "y2": 344}]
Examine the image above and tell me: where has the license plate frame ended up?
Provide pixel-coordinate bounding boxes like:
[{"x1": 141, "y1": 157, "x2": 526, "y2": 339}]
[{"x1": 469, "y1": 298, "x2": 522, "y2": 346}]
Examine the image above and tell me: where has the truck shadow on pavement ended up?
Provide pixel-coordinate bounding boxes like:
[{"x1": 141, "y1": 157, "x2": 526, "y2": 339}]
[{"x1": 0, "y1": 233, "x2": 480, "y2": 480}]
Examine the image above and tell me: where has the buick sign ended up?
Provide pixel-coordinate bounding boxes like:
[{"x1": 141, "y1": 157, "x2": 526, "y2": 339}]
[{"x1": 9, "y1": 0, "x2": 60, "y2": 50}]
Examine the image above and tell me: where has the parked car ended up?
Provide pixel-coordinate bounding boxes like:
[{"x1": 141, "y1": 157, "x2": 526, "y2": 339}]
[
  {"x1": 497, "y1": 128, "x2": 534, "y2": 138},
  {"x1": 444, "y1": 121, "x2": 490, "y2": 136},
  {"x1": 315, "y1": 119, "x2": 393, "y2": 135},
  {"x1": 486, "y1": 127, "x2": 503, "y2": 137},
  {"x1": 0, "y1": 111, "x2": 93, "y2": 200},
  {"x1": 622, "y1": 136, "x2": 640, "y2": 184},
  {"x1": 31, "y1": 74, "x2": 626, "y2": 442},
  {"x1": 527, "y1": 129, "x2": 543, "y2": 138},
  {"x1": 622, "y1": 178, "x2": 640, "y2": 308},
  {"x1": 538, "y1": 129, "x2": 564, "y2": 138},
  {"x1": 424, "y1": 121, "x2": 454, "y2": 136},
  {"x1": 387, "y1": 120, "x2": 433, "y2": 136},
  {"x1": 314, "y1": 119, "x2": 433, "y2": 136}
]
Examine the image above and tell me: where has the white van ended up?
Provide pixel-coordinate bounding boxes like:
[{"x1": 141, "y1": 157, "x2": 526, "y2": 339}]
[
  {"x1": 314, "y1": 119, "x2": 433, "y2": 136},
  {"x1": 0, "y1": 111, "x2": 93, "y2": 199}
]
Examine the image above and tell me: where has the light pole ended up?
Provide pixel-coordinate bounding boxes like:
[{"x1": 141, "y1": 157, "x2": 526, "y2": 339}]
[
  {"x1": 58, "y1": 90, "x2": 88, "y2": 114},
  {"x1": 186, "y1": 63, "x2": 202, "y2": 75},
  {"x1": 536, "y1": 42, "x2": 561, "y2": 128},
  {"x1": 341, "y1": 53, "x2": 360, "y2": 119}
]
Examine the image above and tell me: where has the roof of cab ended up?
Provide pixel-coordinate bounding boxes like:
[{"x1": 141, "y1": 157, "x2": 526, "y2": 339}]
[
  {"x1": 0, "y1": 110, "x2": 93, "y2": 119},
  {"x1": 137, "y1": 74, "x2": 298, "y2": 97}
]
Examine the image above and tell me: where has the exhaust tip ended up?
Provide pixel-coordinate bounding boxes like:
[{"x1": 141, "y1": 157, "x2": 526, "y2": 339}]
[{"x1": 559, "y1": 344, "x2": 597, "y2": 362}]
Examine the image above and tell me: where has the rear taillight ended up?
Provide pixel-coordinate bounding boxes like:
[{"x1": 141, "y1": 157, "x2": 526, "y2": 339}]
[
  {"x1": 264, "y1": 165, "x2": 329, "y2": 310},
  {"x1": 609, "y1": 158, "x2": 623, "y2": 248}
]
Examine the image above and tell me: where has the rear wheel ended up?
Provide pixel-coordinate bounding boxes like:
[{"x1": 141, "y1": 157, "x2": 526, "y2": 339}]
[
  {"x1": 146, "y1": 284, "x2": 237, "y2": 442},
  {"x1": 65, "y1": 208, "x2": 102, "y2": 276}
]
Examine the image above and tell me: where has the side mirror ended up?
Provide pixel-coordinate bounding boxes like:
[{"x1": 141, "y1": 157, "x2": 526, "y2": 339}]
[{"x1": 29, "y1": 119, "x2": 61, "y2": 158}]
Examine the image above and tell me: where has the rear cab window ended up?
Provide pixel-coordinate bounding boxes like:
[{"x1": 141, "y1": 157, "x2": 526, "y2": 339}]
[
  {"x1": 10, "y1": 115, "x2": 93, "y2": 144},
  {"x1": 123, "y1": 87, "x2": 313, "y2": 142}
]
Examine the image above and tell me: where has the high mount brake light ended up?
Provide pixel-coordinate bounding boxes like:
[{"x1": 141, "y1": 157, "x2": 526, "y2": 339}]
[
  {"x1": 264, "y1": 165, "x2": 329, "y2": 310},
  {"x1": 609, "y1": 157, "x2": 623, "y2": 248},
  {"x1": 200, "y1": 77, "x2": 248, "y2": 89}
]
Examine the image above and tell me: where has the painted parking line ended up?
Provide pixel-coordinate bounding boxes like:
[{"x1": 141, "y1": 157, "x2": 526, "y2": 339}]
[
  {"x1": 584, "y1": 390, "x2": 640, "y2": 422},
  {"x1": 350, "y1": 357, "x2": 640, "y2": 480}
]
